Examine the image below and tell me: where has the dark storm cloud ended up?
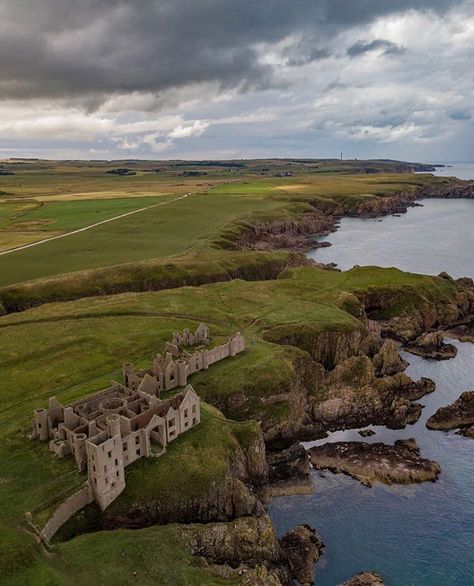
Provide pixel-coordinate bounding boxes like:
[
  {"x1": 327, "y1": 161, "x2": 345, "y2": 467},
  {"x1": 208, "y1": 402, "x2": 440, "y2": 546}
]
[
  {"x1": 449, "y1": 110, "x2": 472, "y2": 121},
  {"x1": 0, "y1": 0, "x2": 462, "y2": 104},
  {"x1": 347, "y1": 39, "x2": 406, "y2": 57},
  {"x1": 286, "y1": 47, "x2": 331, "y2": 67}
]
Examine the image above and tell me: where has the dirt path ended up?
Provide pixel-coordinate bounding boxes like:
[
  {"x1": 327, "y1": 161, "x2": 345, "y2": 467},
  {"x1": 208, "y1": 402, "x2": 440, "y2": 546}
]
[{"x1": 0, "y1": 190, "x2": 195, "y2": 257}]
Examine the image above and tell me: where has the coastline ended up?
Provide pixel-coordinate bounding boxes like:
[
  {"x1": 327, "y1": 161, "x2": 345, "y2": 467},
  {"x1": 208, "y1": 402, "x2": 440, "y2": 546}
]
[{"x1": 4, "y1": 171, "x2": 474, "y2": 586}]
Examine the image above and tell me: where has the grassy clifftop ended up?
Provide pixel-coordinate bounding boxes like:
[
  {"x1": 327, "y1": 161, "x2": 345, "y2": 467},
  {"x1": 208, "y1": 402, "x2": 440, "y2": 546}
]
[
  {"x1": 0, "y1": 167, "x2": 453, "y2": 288},
  {"x1": 0, "y1": 264, "x2": 468, "y2": 583},
  {"x1": 0, "y1": 160, "x2": 468, "y2": 585}
]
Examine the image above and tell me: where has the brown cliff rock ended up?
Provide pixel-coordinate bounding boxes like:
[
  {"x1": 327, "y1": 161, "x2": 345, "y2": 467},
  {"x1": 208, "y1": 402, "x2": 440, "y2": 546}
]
[
  {"x1": 267, "y1": 443, "x2": 311, "y2": 484},
  {"x1": 426, "y1": 391, "x2": 474, "y2": 431},
  {"x1": 404, "y1": 331, "x2": 457, "y2": 360},
  {"x1": 308, "y1": 439, "x2": 440, "y2": 486},
  {"x1": 338, "y1": 571, "x2": 385, "y2": 586},
  {"x1": 280, "y1": 524, "x2": 324, "y2": 586},
  {"x1": 181, "y1": 516, "x2": 323, "y2": 586},
  {"x1": 372, "y1": 339, "x2": 408, "y2": 375}
]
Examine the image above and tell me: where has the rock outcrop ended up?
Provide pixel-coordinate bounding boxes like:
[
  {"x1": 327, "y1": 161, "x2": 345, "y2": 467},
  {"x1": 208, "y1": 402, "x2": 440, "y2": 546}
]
[
  {"x1": 308, "y1": 439, "x2": 441, "y2": 486},
  {"x1": 426, "y1": 391, "x2": 474, "y2": 432},
  {"x1": 404, "y1": 331, "x2": 457, "y2": 360},
  {"x1": 224, "y1": 211, "x2": 337, "y2": 252},
  {"x1": 312, "y1": 355, "x2": 435, "y2": 432},
  {"x1": 267, "y1": 443, "x2": 311, "y2": 485},
  {"x1": 446, "y1": 322, "x2": 474, "y2": 343},
  {"x1": 181, "y1": 515, "x2": 323, "y2": 586},
  {"x1": 338, "y1": 572, "x2": 385, "y2": 586},
  {"x1": 280, "y1": 524, "x2": 324, "y2": 586},
  {"x1": 372, "y1": 340, "x2": 407, "y2": 375}
]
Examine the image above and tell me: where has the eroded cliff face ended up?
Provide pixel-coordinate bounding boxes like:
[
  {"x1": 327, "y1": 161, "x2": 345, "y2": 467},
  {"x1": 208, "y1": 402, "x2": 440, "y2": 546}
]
[
  {"x1": 103, "y1": 430, "x2": 269, "y2": 529},
  {"x1": 263, "y1": 322, "x2": 379, "y2": 372},
  {"x1": 180, "y1": 515, "x2": 322, "y2": 586},
  {"x1": 362, "y1": 279, "x2": 474, "y2": 342},
  {"x1": 222, "y1": 210, "x2": 337, "y2": 252},
  {"x1": 258, "y1": 277, "x2": 474, "y2": 445},
  {"x1": 225, "y1": 178, "x2": 474, "y2": 256}
]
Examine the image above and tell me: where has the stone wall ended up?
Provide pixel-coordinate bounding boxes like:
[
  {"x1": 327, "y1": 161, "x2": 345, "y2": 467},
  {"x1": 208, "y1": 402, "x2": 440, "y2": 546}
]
[{"x1": 41, "y1": 483, "x2": 93, "y2": 542}]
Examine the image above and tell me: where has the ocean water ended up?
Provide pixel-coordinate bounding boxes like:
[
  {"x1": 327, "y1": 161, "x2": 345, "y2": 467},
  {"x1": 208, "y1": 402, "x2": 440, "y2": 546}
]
[
  {"x1": 268, "y1": 167, "x2": 474, "y2": 585},
  {"x1": 431, "y1": 161, "x2": 474, "y2": 181},
  {"x1": 308, "y1": 162, "x2": 474, "y2": 278}
]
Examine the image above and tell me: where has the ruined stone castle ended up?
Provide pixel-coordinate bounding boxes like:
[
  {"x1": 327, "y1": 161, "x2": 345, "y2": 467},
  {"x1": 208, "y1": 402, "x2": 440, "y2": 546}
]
[{"x1": 32, "y1": 324, "x2": 245, "y2": 537}]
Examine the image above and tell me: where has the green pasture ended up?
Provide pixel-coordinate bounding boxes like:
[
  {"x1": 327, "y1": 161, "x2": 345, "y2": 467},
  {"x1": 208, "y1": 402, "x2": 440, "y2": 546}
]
[
  {"x1": 2, "y1": 196, "x2": 169, "y2": 231},
  {"x1": 0, "y1": 193, "x2": 283, "y2": 287},
  {"x1": 0, "y1": 159, "x2": 460, "y2": 584},
  {"x1": 0, "y1": 171, "x2": 445, "y2": 287}
]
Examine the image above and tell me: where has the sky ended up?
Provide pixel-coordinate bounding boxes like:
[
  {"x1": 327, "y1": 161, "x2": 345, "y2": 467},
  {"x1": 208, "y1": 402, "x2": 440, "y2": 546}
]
[{"x1": 0, "y1": 0, "x2": 473, "y2": 161}]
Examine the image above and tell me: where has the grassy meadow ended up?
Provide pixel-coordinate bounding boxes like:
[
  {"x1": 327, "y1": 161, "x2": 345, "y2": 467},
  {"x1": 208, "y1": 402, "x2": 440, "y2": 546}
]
[
  {"x1": 0, "y1": 159, "x2": 449, "y2": 287},
  {"x1": 0, "y1": 158, "x2": 461, "y2": 584}
]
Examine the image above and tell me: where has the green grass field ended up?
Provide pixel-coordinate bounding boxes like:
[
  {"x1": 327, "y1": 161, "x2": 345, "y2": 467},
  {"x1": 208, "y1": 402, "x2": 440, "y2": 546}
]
[
  {"x1": 0, "y1": 158, "x2": 462, "y2": 585},
  {"x1": 0, "y1": 192, "x2": 283, "y2": 286},
  {"x1": 0, "y1": 166, "x2": 447, "y2": 287}
]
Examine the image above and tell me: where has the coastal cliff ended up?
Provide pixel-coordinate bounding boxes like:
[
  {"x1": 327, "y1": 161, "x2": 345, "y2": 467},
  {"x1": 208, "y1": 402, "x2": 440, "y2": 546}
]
[{"x1": 220, "y1": 177, "x2": 474, "y2": 253}]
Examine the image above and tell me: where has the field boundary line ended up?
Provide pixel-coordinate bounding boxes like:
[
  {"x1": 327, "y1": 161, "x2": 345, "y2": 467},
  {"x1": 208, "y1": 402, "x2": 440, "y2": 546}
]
[{"x1": 0, "y1": 190, "x2": 195, "y2": 256}]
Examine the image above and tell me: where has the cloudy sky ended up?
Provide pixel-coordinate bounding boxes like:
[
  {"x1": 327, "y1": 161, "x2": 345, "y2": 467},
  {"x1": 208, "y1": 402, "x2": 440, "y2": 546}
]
[{"x1": 0, "y1": 0, "x2": 473, "y2": 161}]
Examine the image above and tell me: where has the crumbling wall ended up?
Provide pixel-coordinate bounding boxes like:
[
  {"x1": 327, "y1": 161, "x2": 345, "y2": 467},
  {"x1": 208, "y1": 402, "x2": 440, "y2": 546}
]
[{"x1": 41, "y1": 483, "x2": 93, "y2": 542}]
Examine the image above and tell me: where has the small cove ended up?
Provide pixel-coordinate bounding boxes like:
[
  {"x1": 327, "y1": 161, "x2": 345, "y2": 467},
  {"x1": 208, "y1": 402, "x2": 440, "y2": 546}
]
[{"x1": 269, "y1": 167, "x2": 474, "y2": 585}]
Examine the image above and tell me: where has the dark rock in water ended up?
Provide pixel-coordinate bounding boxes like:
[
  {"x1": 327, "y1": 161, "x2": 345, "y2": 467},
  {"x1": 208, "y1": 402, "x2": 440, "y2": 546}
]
[
  {"x1": 358, "y1": 429, "x2": 375, "y2": 437},
  {"x1": 267, "y1": 443, "x2": 311, "y2": 484},
  {"x1": 426, "y1": 391, "x2": 474, "y2": 431},
  {"x1": 404, "y1": 331, "x2": 457, "y2": 360},
  {"x1": 458, "y1": 426, "x2": 474, "y2": 439},
  {"x1": 338, "y1": 571, "x2": 385, "y2": 585},
  {"x1": 280, "y1": 524, "x2": 324, "y2": 586},
  {"x1": 446, "y1": 322, "x2": 474, "y2": 343},
  {"x1": 307, "y1": 439, "x2": 441, "y2": 487}
]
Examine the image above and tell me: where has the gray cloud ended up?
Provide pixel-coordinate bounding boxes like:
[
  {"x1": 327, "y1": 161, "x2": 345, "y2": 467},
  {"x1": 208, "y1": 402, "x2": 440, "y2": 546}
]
[
  {"x1": 0, "y1": 0, "x2": 462, "y2": 104},
  {"x1": 449, "y1": 110, "x2": 472, "y2": 121},
  {"x1": 0, "y1": 0, "x2": 472, "y2": 161},
  {"x1": 347, "y1": 39, "x2": 405, "y2": 57}
]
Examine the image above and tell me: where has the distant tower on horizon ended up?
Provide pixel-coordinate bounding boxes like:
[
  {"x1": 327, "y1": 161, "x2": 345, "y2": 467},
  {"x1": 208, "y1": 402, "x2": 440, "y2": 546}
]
[{"x1": 340, "y1": 152, "x2": 343, "y2": 161}]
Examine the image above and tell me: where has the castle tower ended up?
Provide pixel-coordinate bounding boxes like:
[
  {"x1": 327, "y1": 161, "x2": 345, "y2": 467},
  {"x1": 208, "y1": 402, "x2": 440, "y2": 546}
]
[
  {"x1": 86, "y1": 426, "x2": 126, "y2": 510},
  {"x1": 177, "y1": 360, "x2": 188, "y2": 387},
  {"x1": 123, "y1": 363, "x2": 134, "y2": 386},
  {"x1": 63, "y1": 406, "x2": 76, "y2": 428},
  {"x1": 107, "y1": 414, "x2": 121, "y2": 439},
  {"x1": 73, "y1": 433, "x2": 88, "y2": 471},
  {"x1": 34, "y1": 408, "x2": 49, "y2": 441}
]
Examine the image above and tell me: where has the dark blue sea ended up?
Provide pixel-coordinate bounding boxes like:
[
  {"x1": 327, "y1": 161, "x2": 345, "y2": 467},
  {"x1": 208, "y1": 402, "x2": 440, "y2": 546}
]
[{"x1": 268, "y1": 165, "x2": 474, "y2": 585}]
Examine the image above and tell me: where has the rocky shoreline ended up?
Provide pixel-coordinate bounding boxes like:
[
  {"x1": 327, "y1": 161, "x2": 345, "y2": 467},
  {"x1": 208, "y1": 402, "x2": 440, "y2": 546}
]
[
  {"x1": 232, "y1": 178, "x2": 474, "y2": 253},
  {"x1": 50, "y1": 178, "x2": 474, "y2": 584},
  {"x1": 308, "y1": 439, "x2": 441, "y2": 487},
  {"x1": 404, "y1": 331, "x2": 458, "y2": 360},
  {"x1": 426, "y1": 391, "x2": 474, "y2": 435},
  {"x1": 339, "y1": 572, "x2": 385, "y2": 586},
  {"x1": 180, "y1": 515, "x2": 323, "y2": 586}
]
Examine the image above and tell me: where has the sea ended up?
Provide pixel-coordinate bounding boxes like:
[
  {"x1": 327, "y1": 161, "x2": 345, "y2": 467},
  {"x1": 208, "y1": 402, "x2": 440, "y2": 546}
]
[{"x1": 268, "y1": 163, "x2": 474, "y2": 585}]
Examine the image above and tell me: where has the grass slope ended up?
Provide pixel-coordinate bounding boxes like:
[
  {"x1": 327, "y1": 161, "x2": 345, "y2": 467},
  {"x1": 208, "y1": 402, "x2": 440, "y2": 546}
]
[{"x1": 0, "y1": 168, "x2": 446, "y2": 287}]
